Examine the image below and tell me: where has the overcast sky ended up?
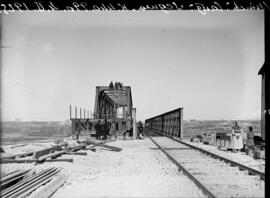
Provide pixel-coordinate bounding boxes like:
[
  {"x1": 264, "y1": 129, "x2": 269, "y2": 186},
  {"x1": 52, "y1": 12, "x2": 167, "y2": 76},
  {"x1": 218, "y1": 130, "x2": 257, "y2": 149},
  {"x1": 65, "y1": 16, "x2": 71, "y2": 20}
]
[{"x1": 1, "y1": 11, "x2": 264, "y2": 121}]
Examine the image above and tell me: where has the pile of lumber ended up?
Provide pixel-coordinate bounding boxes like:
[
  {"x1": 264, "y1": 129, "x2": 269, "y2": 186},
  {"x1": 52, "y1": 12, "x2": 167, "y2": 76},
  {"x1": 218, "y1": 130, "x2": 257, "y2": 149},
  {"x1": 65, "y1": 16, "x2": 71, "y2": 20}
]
[
  {"x1": 1, "y1": 167, "x2": 66, "y2": 198},
  {"x1": 1, "y1": 146, "x2": 76, "y2": 164},
  {"x1": 0, "y1": 138, "x2": 121, "y2": 164},
  {"x1": 0, "y1": 169, "x2": 31, "y2": 189},
  {"x1": 82, "y1": 138, "x2": 122, "y2": 152}
]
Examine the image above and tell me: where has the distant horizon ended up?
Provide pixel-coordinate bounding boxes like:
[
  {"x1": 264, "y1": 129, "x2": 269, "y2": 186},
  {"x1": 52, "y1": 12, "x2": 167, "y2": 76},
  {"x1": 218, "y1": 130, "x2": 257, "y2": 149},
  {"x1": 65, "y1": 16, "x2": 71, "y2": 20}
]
[{"x1": 1, "y1": 118, "x2": 261, "y2": 122}]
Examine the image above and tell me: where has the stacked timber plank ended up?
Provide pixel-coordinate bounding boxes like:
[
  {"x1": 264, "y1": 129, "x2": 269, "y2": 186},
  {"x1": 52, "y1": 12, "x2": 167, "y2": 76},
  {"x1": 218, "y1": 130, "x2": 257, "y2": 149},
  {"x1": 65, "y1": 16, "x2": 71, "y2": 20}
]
[
  {"x1": 37, "y1": 151, "x2": 68, "y2": 162},
  {"x1": 0, "y1": 169, "x2": 31, "y2": 189},
  {"x1": 1, "y1": 137, "x2": 122, "y2": 165},
  {"x1": 1, "y1": 146, "x2": 74, "y2": 164},
  {"x1": 28, "y1": 174, "x2": 67, "y2": 198},
  {"x1": 1, "y1": 167, "x2": 65, "y2": 198},
  {"x1": 2, "y1": 151, "x2": 37, "y2": 160}
]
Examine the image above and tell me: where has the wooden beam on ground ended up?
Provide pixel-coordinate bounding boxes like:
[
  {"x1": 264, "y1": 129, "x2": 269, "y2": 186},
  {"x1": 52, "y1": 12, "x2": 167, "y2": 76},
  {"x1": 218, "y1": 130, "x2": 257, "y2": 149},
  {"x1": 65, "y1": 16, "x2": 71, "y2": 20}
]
[
  {"x1": 1, "y1": 151, "x2": 35, "y2": 160},
  {"x1": 1, "y1": 169, "x2": 21, "y2": 177},
  {"x1": 83, "y1": 147, "x2": 96, "y2": 152},
  {"x1": 65, "y1": 152, "x2": 87, "y2": 155},
  {"x1": 1, "y1": 147, "x2": 54, "y2": 161},
  {"x1": 37, "y1": 151, "x2": 67, "y2": 162},
  {"x1": 0, "y1": 169, "x2": 31, "y2": 188},
  {"x1": 2, "y1": 168, "x2": 62, "y2": 198},
  {"x1": 0, "y1": 159, "x2": 73, "y2": 164},
  {"x1": 10, "y1": 144, "x2": 27, "y2": 148},
  {"x1": 66, "y1": 145, "x2": 82, "y2": 152},
  {"x1": 33, "y1": 148, "x2": 53, "y2": 160},
  {"x1": 28, "y1": 174, "x2": 67, "y2": 198},
  {"x1": 84, "y1": 139, "x2": 122, "y2": 152}
]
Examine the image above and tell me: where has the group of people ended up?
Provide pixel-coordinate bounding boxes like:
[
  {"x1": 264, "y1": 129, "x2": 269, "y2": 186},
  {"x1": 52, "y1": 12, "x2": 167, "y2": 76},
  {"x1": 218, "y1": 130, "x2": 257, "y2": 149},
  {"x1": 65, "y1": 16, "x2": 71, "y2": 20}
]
[
  {"x1": 230, "y1": 121, "x2": 255, "y2": 152},
  {"x1": 93, "y1": 119, "x2": 112, "y2": 140},
  {"x1": 109, "y1": 81, "x2": 123, "y2": 90},
  {"x1": 122, "y1": 120, "x2": 144, "y2": 139}
]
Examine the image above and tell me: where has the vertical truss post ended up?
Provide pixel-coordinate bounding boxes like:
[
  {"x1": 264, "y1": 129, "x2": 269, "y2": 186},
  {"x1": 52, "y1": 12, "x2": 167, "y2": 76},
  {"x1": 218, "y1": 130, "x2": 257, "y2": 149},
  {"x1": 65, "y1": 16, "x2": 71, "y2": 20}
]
[
  {"x1": 132, "y1": 108, "x2": 137, "y2": 139},
  {"x1": 161, "y1": 115, "x2": 164, "y2": 134},
  {"x1": 69, "y1": 105, "x2": 72, "y2": 120},
  {"x1": 180, "y1": 108, "x2": 183, "y2": 139}
]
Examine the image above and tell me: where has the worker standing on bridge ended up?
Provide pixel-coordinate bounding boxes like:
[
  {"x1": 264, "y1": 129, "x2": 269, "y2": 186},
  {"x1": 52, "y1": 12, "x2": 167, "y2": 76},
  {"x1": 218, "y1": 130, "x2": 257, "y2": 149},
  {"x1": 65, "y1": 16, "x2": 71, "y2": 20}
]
[
  {"x1": 119, "y1": 82, "x2": 123, "y2": 90},
  {"x1": 110, "y1": 122, "x2": 116, "y2": 140},
  {"x1": 103, "y1": 119, "x2": 110, "y2": 140},
  {"x1": 94, "y1": 120, "x2": 102, "y2": 140},
  {"x1": 137, "y1": 121, "x2": 143, "y2": 139},
  {"x1": 115, "y1": 82, "x2": 118, "y2": 90},
  {"x1": 231, "y1": 121, "x2": 244, "y2": 152},
  {"x1": 246, "y1": 126, "x2": 255, "y2": 149},
  {"x1": 109, "y1": 81, "x2": 113, "y2": 89}
]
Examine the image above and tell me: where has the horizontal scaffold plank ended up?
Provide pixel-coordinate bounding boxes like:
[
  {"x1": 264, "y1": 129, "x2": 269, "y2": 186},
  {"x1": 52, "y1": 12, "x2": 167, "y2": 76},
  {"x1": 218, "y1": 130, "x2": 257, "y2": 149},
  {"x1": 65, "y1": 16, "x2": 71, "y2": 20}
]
[{"x1": 70, "y1": 118, "x2": 113, "y2": 122}]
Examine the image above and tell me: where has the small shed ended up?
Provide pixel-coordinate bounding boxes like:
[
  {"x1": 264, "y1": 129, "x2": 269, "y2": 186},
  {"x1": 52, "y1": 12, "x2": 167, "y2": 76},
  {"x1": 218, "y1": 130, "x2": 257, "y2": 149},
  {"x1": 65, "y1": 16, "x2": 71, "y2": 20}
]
[
  {"x1": 258, "y1": 63, "x2": 269, "y2": 141},
  {"x1": 258, "y1": 10, "x2": 270, "y2": 141}
]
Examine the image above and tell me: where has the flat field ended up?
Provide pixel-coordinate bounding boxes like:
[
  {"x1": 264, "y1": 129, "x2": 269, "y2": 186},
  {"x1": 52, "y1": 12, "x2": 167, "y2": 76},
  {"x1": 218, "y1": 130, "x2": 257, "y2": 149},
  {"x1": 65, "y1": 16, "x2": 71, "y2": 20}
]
[
  {"x1": 183, "y1": 119, "x2": 261, "y2": 139},
  {"x1": 1, "y1": 121, "x2": 71, "y2": 145}
]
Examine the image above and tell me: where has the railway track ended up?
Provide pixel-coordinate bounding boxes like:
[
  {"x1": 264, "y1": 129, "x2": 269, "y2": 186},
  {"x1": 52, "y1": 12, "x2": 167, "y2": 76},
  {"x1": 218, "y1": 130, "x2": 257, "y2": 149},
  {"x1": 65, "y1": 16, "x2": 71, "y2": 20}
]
[{"x1": 145, "y1": 129, "x2": 265, "y2": 198}]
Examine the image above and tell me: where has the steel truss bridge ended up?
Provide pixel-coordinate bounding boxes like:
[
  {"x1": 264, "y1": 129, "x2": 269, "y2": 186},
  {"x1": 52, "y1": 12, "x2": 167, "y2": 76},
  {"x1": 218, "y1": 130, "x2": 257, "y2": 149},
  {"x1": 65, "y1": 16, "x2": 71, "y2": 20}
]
[{"x1": 70, "y1": 84, "x2": 135, "y2": 139}]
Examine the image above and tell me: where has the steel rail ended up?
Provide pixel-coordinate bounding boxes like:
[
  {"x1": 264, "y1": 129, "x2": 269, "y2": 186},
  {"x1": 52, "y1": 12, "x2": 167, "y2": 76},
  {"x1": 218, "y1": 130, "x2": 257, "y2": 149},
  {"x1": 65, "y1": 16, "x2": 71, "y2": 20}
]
[
  {"x1": 146, "y1": 133, "x2": 216, "y2": 198},
  {"x1": 146, "y1": 128, "x2": 265, "y2": 180}
]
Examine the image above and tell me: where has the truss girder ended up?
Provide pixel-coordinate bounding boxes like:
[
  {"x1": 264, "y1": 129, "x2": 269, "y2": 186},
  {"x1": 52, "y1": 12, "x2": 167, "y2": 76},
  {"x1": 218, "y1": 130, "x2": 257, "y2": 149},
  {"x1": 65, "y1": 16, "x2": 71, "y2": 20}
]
[{"x1": 145, "y1": 108, "x2": 183, "y2": 139}]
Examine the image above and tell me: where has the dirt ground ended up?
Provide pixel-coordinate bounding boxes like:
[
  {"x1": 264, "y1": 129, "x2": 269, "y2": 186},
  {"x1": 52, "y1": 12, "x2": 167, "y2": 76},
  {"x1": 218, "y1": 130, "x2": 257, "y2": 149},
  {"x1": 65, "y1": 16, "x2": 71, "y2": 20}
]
[
  {"x1": 1, "y1": 136, "x2": 264, "y2": 198},
  {"x1": 52, "y1": 138, "x2": 205, "y2": 197},
  {"x1": 1, "y1": 138, "x2": 206, "y2": 198}
]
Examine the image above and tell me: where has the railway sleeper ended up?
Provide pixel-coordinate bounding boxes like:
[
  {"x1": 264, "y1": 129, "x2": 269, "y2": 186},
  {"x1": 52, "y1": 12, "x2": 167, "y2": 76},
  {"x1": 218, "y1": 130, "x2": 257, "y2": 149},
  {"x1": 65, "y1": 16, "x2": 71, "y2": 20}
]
[
  {"x1": 208, "y1": 183, "x2": 264, "y2": 198},
  {"x1": 172, "y1": 159, "x2": 230, "y2": 164},
  {"x1": 182, "y1": 164, "x2": 242, "y2": 170},
  {"x1": 186, "y1": 168, "x2": 250, "y2": 175},
  {"x1": 191, "y1": 171, "x2": 255, "y2": 177},
  {"x1": 201, "y1": 181, "x2": 264, "y2": 191},
  {"x1": 197, "y1": 175, "x2": 261, "y2": 182}
]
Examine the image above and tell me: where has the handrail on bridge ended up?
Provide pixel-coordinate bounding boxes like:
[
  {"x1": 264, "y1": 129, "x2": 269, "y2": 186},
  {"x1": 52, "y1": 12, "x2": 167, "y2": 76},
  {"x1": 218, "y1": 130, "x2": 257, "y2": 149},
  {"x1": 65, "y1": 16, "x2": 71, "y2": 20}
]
[{"x1": 145, "y1": 107, "x2": 183, "y2": 139}]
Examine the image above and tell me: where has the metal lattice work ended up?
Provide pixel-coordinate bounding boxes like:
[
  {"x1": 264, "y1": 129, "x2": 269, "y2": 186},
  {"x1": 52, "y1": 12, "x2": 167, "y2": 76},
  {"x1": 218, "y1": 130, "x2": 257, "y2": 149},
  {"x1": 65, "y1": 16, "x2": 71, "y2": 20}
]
[
  {"x1": 145, "y1": 108, "x2": 183, "y2": 139},
  {"x1": 94, "y1": 86, "x2": 133, "y2": 119},
  {"x1": 151, "y1": 117, "x2": 162, "y2": 131}
]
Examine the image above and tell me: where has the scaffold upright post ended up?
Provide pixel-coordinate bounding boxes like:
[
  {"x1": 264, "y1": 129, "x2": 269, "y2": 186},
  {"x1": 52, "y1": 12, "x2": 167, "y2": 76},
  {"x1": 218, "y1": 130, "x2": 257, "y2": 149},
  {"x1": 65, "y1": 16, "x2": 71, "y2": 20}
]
[{"x1": 132, "y1": 108, "x2": 137, "y2": 139}]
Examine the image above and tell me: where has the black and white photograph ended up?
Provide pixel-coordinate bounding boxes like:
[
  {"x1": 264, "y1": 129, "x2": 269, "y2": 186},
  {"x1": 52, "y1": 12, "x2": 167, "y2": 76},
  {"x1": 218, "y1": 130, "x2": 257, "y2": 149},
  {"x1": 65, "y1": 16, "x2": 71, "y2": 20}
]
[{"x1": 0, "y1": 9, "x2": 267, "y2": 198}]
